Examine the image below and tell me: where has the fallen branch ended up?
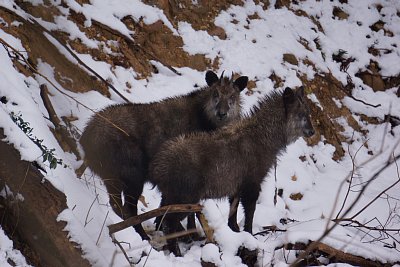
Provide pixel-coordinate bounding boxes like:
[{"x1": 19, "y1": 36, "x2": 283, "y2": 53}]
[
  {"x1": 108, "y1": 204, "x2": 202, "y2": 234},
  {"x1": 150, "y1": 228, "x2": 200, "y2": 245},
  {"x1": 110, "y1": 234, "x2": 134, "y2": 266},
  {"x1": 280, "y1": 241, "x2": 396, "y2": 267},
  {"x1": 196, "y1": 212, "x2": 214, "y2": 243},
  {"x1": 254, "y1": 225, "x2": 286, "y2": 236},
  {"x1": 40, "y1": 84, "x2": 81, "y2": 160}
]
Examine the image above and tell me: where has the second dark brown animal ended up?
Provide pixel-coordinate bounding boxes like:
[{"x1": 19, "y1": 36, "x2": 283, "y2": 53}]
[
  {"x1": 80, "y1": 71, "x2": 248, "y2": 240},
  {"x1": 149, "y1": 86, "x2": 315, "y2": 256}
]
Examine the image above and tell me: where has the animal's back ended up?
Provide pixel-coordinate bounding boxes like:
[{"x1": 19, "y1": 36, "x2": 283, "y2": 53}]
[{"x1": 150, "y1": 121, "x2": 259, "y2": 201}]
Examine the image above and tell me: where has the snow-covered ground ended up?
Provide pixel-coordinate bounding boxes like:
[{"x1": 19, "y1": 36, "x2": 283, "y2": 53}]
[{"x1": 1, "y1": 0, "x2": 400, "y2": 266}]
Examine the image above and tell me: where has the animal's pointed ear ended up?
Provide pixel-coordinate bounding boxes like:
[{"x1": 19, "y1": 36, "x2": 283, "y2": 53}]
[
  {"x1": 205, "y1": 71, "x2": 219, "y2": 86},
  {"x1": 234, "y1": 76, "x2": 248, "y2": 92},
  {"x1": 283, "y1": 87, "x2": 296, "y2": 105}
]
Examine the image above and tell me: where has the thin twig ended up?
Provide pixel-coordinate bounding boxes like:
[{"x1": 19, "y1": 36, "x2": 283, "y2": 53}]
[
  {"x1": 350, "y1": 154, "x2": 400, "y2": 220},
  {"x1": 110, "y1": 234, "x2": 133, "y2": 266},
  {"x1": 291, "y1": 153, "x2": 400, "y2": 266},
  {"x1": 0, "y1": 5, "x2": 131, "y2": 103},
  {"x1": 349, "y1": 95, "x2": 382, "y2": 108},
  {"x1": 96, "y1": 211, "x2": 109, "y2": 246},
  {"x1": 335, "y1": 138, "x2": 367, "y2": 219},
  {"x1": 322, "y1": 73, "x2": 381, "y2": 108},
  {"x1": 85, "y1": 194, "x2": 99, "y2": 227}
]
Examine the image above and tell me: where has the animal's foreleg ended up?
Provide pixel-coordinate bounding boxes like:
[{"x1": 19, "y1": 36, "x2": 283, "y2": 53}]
[
  {"x1": 228, "y1": 195, "x2": 240, "y2": 232},
  {"x1": 124, "y1": 176, "x2": 150, "y2": 240},
  {"x1": 240, "y1": 184, "x2": 261, "y2": 234},
  {"x1": 163, "y1": 213, "x2": 183, "y2": 256}
]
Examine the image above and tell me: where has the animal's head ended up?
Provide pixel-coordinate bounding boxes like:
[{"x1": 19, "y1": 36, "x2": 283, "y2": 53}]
[
  {"x1": 283, "y1": 86, "x2": 315, "y2": 143},
  {"x1": 204, "y1": 70, "x2": 248, "y2": 127}
]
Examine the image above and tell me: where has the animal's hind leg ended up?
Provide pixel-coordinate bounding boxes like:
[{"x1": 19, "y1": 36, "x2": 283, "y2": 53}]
[
  {"x1": 103, "y1": 178, "x2": 124, "y2": 218},
  {"x1": 124, "y1": 177, "x2": 150, "y2": 240},
  {"x1": 154, "y1": 197, "x2": 167, "y2": 230},
  {"x1": 162, "y1": 212, "x2": 183, "y2": 256},
  {"x1": 186, "y1": 213, "x2": 202, "y2": 241},
  {"x1": 154, "y1": 198, "x2": 186, "y2": 233},
  {"x1": 228, "y1": 195, "x2": 240, "y2": 232},
  {"x1": 240, "y1": 183, "x2": 261, "y2": 234}
]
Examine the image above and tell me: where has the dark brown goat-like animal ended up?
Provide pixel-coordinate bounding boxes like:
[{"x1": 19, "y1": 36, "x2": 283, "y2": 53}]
[
  {"x1": 80, "y1": 71, "x2": 248, "y2": 240},
  {"x1": 149, "y1": 87, "x2": 315, "y2": 256}
]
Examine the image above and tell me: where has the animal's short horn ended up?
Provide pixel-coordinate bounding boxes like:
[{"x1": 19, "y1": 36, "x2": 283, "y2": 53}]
[
  {"x1": 230, "y1": 71, "x2": 234, "y2": 82},
  {"x1": 220, "y1": 70, "x2": 225, "y2": 79},
  {"x1": 220, "y1": 70, "x2": 225, "y2": 85}
]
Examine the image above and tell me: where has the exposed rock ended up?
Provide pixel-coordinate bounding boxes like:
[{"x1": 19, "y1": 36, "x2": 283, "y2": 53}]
[
  {"x1": 283, "y1": 53, "x2": 299, "y2": 65},
  {"x1": 370, "y1": 20, "x2": 393, "y2": 36},
  {"x1": 269, "y1": 72, "x2": 284, "y2": 89},
  {"x1": 333, "y1": 6, "x2": 349, "y2": 20},
  {"x1": 301, "y1": 74, "x2": 367, "y2": 160},
  {"x1": 237, "y1": 247, "x2": 258, "y2": 267},
  {"x1": 275, "y1": 0, "x2": 291, "y2": 9},
  {"x1": 357, "y1": 71, "x2": 385, "y2": 92},
  {"x1": 0, "y1": 129, "x2": 91, "y2": 267},
  {"x1": 370, "y1": 20, "x2": 385, "y2": 32},
  {"x1": 356, "y1": 61, "x2": 385, "y2": 92},
  {"x1": 201, "y1": 260, "x2": 217, "y2": 267},
  {"x1": 143, "y1": 0, "x2": 242, "y2": 38},
  {"x1": 290, "y1": 193, "x2": 303, "y2": 201}
]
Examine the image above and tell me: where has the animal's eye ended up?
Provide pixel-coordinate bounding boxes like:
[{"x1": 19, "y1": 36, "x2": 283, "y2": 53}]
[
  {"x1": 230, "y1": 95, "x2": 236, "y2": 101},
  {"x1": 213, "y1": 91, "x2": 219, "y2": 98}
]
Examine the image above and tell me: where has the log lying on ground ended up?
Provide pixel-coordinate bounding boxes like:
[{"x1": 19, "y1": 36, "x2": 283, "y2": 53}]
[
  {"x1": 0, "y1": 129, "x2": 90, "y2": 267},
  {"x1": 281, "y1": 241, "x2": 397, "y2": 267}
]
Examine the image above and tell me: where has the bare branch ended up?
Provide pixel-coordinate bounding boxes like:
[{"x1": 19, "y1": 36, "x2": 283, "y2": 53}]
[
  {"x1": 108, "y1": 204, "x2": 202, "y2": 235},
  {"x1": 196, "y1": 212, "x2": 214, "y2": 243},
  {"x1": 0, "y1": 37, "x2": 130, "y2": 137},
  {"x1": 350, "y1": 154, "x2": 400, "y2": 220},
  {"x1": 335, "y1": 134, "x2": 367, "y2": 219},
  {"x1": 40, "y1": 84, "x2": 81, "y2": 159},
  {"x1": 96, "y1": 211, "x2": 109, "y2": 246},
  {"x1": 291, "y1": 153, "x2": 400, "y2": 266},
  {"x1": 0, "y1": 6, "x2": 131, "y2": 103}
]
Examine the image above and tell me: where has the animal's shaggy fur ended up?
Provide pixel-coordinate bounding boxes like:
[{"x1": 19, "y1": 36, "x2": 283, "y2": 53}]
[
  {"x1": 80, "y1": 71, "x2": 248, "y2": 240},
  {"x1": 149, "y1": 87, "x2": 314, "y2": 255}
]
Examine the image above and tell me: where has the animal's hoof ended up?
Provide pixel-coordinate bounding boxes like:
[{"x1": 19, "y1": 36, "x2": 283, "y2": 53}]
[
  {"x1": 178, "y1": 234, "x2": 192, "y2": 243},
  {"x1": 169, "y1": 243, "x2": 182, "y2": 257},
  {"x1": 189, "y1": 232, "x2": 204, "y2": 242},
  {"x1": 237, "y1": 247, "x2": 258, "y2": 267}
]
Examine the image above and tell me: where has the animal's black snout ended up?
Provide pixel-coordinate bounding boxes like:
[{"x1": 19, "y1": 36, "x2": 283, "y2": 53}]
[
  {"x1": 217, "y1": 111, "x2": 227, "y2": 119},
  {"x1": 304, "y1": 128, "x2": 315, "y2": 138}
]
